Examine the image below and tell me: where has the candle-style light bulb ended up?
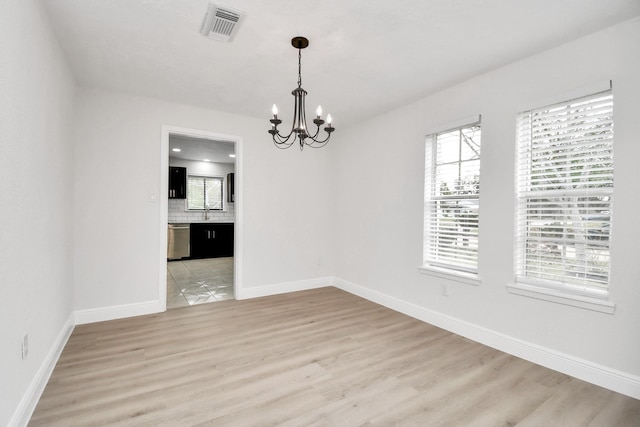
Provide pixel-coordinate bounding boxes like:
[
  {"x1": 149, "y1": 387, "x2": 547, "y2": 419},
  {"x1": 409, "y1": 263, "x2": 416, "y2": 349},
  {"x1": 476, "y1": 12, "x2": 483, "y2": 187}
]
[
  {"x1": 316, "y1": 105, "x2": 322, "y2": 118},
  {"x1": 327, "y1": 114, "x2": 332, "y2": 125},
  {"x1": 272, "y1": 104, "x2": 278, "y2": 117}
]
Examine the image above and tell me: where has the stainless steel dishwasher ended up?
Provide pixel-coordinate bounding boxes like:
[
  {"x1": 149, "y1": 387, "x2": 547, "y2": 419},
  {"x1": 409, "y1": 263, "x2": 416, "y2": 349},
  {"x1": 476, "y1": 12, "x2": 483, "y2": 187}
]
[{"x1": 167, "y1": 223, "x2": 190, "y2": 260}]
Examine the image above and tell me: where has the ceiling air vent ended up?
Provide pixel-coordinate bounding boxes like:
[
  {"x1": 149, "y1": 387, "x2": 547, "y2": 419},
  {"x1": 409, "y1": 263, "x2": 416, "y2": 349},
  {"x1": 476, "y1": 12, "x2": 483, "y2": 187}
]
[{"x1": 200, "y1": 3, "x2": 245, "y2": 42}]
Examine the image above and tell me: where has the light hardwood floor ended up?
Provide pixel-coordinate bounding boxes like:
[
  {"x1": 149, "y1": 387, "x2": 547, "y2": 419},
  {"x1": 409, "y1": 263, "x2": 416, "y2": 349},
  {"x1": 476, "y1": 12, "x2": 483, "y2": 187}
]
[{"x1": 30, "y1": 287, "x2": 640, "y2": 426}]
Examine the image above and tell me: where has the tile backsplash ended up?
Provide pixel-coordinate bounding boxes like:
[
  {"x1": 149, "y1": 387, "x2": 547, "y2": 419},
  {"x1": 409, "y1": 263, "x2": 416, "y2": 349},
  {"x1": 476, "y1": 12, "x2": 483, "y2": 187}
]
[{"x1": 168, "y1": 199, "x2": 235, "y2": 223}]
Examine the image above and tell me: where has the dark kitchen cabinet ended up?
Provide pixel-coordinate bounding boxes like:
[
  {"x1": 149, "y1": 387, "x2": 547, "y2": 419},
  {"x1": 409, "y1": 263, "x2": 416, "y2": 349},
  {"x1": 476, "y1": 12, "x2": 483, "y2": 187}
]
[
  {"x1": 190, "y1": 223, "x2": 234, "y2": 259},
  {"x1": 168, "y1": 166, "x2": 187, "y2": 199},
  {"x1": 227, "y1": 173, "x2": 235, "y2": 203}
]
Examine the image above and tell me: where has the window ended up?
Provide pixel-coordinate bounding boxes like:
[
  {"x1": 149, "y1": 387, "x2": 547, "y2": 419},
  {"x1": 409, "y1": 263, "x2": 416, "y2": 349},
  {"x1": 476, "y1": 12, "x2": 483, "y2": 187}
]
[
  {"x1": 514, "y1": 87, "x2": 613, "y2": 301},
  {"x1": 187, "y1": 176, "x2": 223, "y2": 210},
  {"x1": 423, "y1": 121, "x2": 481, "y2": 278}
]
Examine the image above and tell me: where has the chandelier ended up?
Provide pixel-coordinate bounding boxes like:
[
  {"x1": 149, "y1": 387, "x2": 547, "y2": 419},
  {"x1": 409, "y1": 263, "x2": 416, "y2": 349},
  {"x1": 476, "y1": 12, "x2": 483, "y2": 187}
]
[{"x1": 269, "y1": 37, "x2": 335, "y2": 150}]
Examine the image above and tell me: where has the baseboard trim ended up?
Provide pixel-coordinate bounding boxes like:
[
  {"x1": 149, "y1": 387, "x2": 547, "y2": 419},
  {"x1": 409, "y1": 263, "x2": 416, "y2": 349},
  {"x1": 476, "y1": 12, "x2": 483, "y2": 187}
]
[
  {"x1": 74, "y1": 300, "x2": 164, "y2": 325},
  {"x1": 333, "y1": 277, "x2": 640, "y2": 400},
  {"x1": 10, "y1": 313, "x2": 75, "y2": 427},
  {"x1": 236, "y1": 276, "x2": 333, "y2": 300}
]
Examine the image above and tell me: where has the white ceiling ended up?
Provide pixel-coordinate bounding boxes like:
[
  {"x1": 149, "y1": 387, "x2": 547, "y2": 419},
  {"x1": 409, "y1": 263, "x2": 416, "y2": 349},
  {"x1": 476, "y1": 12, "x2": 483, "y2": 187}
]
[
  {"x1": 169, "y1": 135, "x2": 235, "y2": 164},
  {"x1": 42, "y1": 0, "x2": 640, "y2": 129}
]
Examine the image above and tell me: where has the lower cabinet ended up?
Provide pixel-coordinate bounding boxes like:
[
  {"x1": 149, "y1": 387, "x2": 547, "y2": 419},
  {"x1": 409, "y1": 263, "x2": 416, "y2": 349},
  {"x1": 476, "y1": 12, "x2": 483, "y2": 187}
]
[{"x1": 190, "y1": 223, "x2": 234, "y2": 259}]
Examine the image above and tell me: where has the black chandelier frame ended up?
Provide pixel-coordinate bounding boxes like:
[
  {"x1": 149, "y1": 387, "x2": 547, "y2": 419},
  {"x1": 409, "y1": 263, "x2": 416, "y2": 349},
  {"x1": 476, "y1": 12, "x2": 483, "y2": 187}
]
[{"x1": 269, "y1": 37, "x2": 335, "y2": 150}]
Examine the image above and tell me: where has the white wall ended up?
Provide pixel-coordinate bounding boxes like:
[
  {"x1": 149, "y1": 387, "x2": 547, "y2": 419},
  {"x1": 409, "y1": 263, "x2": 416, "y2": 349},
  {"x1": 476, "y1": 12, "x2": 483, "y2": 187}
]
[
  {"x1": 331, "y1": 17, "x2": 640, "y2": 384},
  {"x1": 0, "y1": 0, "x2": 76, "y2": 425},
  {"x1": 73, "y1": 89, "x2": 334, "y2": 312}
]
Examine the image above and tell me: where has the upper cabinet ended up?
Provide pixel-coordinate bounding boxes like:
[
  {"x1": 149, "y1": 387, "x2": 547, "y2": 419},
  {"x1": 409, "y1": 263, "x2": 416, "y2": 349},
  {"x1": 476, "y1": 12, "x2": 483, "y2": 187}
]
[
  {"x1": 227, "y1": 172, "x2": 235, "y2": 203},
  {"x1": 169, "y1": 166, "x2": 187, "y2": 199}
]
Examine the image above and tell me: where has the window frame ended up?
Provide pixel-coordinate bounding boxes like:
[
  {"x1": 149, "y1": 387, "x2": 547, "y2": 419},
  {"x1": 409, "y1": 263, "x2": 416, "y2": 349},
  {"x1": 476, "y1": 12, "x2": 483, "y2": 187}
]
[
  {"x1": 186, "y1": 175, "x2": 224, "y2": 211},
  {"x1": 510, "y1": 84, "x2": 615, "y2": 314},
  {"x1": 420, "y1": 119, "x2": 482, "y2": 285}
]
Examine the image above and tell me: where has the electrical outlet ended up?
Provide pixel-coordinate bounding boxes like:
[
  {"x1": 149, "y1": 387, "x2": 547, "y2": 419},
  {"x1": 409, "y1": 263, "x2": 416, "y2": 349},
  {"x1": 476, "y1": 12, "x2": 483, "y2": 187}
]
[
  {"x1": 441, "y1": 284, "x2": 449, "y2": 297},
  {"x1": 21, "y1": 334, "x2": 28, "y2": 359}
]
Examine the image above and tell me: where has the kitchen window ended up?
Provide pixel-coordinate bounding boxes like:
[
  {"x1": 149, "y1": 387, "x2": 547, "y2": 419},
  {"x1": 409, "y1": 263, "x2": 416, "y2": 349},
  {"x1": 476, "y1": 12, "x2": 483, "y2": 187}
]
[
  {"x1": 187, "y1": 176, "x2": 223, "y2": 210},
  {"x1": 511, "y1": 83, "x2": 614, "y2": 313},
  {"x1": 422, "y1": 119, "x2": 481, "y2": 283}
]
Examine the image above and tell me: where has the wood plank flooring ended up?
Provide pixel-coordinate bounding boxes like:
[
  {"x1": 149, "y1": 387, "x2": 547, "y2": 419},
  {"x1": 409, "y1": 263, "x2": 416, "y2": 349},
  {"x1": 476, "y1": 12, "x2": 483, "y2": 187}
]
[{"x1": 29, "y1": 287, "x2": 640, "y2": 426}]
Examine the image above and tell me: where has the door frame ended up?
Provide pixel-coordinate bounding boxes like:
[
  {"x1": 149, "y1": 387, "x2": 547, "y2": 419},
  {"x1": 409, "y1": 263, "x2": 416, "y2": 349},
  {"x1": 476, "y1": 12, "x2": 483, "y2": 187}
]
[{"x1": 160, "y1": 125, "x2": 243, "y2": 310}]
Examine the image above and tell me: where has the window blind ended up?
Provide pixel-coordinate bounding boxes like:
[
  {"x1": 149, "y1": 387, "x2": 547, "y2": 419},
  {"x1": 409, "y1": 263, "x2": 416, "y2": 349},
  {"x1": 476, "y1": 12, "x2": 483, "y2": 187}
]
[
  {"x1": 515, "y1": 89, "x2": 613, "y2": 294},
  {"x1": 424, "y1": 123, "x2": 481, "y2": 273},
  {"x1": 187, "y1": 176, "x2": 223, "y2": 210}
]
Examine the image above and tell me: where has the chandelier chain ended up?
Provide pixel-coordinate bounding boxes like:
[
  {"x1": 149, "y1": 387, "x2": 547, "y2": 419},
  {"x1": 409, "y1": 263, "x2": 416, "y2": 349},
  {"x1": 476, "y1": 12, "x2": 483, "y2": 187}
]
[{"x1": 297, "y1": 48, "x2": 302, "y2": 89}]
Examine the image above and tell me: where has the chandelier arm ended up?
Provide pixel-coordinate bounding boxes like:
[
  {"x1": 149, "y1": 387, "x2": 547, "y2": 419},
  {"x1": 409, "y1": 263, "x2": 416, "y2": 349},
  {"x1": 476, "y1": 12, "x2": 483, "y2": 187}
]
[
  {"x1": 305, "y1": 140, "x2": 331, "y2": 148},
  {"x1": 305, "y1": 119, "x2": 336, "y2": 144},
  {"x1": 273, "y1": 140, "x2": 294, "y2": 149},
  {"x1": 272, "y1": 131, "x2": 294, "y2": 145},
  {"x1": 306, "y1": 123, "x2": 323, "y2": 141},
  {"x1": 306, "y1": 132, "x2": 332, "y2": 145},
  {"x1": 272, "y1": 136, "x2": 290, "y2": 145},
  {"x1": 271, "y1": 107, "x2": 300, "y2": 143},
  {"x1": 272, "y1": 126, "x2": 297, "y2": 147},
  {"x1": 270, "y1": 125, "x2": 296, "y2": 145},
  {"x1": 271, "y1": 126, "x2": 289, "y2": 140}
]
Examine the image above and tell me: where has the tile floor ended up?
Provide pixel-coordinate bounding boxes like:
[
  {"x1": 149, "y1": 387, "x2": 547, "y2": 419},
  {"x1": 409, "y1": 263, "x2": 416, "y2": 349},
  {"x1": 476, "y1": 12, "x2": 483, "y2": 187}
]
[{"x1": 167, "y1": 257, "x2": 234, "y2": 309}]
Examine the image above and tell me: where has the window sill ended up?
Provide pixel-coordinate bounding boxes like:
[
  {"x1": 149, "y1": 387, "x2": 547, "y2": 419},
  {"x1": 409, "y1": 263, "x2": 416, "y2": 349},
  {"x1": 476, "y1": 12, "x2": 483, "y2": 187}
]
[
  {"x1": 418, "y1": 265, "x2": 481, "y2": 286},
  {"x1": 506, "y1": 282, "x2": 615, "y2": 314}
]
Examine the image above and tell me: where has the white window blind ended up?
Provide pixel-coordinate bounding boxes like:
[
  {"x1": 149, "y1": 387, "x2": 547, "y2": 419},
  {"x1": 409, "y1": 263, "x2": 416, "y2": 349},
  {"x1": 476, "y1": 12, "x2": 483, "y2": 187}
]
[
  {"x1": 187, "y1": 176, "x2": 223, "y2": 210},
  {"x1": 515, "y1": 89, "x2": 613, "y2": 296},
  {"x1": 424, "y1": 122, "x2": 481, "y2": 273}
]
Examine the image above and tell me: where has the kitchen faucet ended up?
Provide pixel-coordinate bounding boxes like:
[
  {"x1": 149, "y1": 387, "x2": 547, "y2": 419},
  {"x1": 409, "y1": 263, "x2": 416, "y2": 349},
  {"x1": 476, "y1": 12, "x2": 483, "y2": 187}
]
[{"x1": 204, "y1": 204, "x2": 209, "y2": 220}]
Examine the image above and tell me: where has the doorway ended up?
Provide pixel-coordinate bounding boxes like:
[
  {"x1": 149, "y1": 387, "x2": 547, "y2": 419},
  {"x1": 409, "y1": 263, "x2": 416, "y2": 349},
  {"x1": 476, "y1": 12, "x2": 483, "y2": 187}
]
[{"x1": 160, "y1": 126, "x2": 242, "y2": 311}]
